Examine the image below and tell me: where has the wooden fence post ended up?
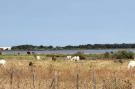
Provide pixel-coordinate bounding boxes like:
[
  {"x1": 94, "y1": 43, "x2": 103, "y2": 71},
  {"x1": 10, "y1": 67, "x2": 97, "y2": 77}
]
[
  {"x1": 54, "y1": 71, "x2": 59, "y2": 89},
  {"x1": 92, "y1": 70, "x2": 96, "y2": 89},
  {"x1": 10, "y1": 71, "x2": 13, "y2": 89},
  {"x1": 76, "y1": 73, "x2": 79, "y2": 89},
  {"x1": 50, "y1": 71, "x2": 59, "y2": 89}
]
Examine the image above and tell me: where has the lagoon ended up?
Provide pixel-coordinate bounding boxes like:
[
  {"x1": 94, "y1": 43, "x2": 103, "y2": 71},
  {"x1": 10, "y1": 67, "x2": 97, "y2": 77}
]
[{"x1": 1, "y1": 49, "x2": 135, "y2": 55}]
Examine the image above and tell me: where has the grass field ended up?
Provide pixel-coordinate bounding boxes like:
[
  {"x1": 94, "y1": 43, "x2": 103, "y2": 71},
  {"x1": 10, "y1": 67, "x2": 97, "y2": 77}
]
[{"x1": 0, "y1": 55, "x2": 134, "y2": 89}]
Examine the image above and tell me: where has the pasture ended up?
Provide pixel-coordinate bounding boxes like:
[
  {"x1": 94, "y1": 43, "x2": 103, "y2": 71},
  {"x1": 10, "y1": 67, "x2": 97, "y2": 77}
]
[{"x1": 0, "y1": 55, "x2": 134, "y2": 89}]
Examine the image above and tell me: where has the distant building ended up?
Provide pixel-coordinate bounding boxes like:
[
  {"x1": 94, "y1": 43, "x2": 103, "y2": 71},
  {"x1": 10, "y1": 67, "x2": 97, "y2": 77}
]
[{"x1": 0, "y1": 47, "x2": 11, "y2": 50}]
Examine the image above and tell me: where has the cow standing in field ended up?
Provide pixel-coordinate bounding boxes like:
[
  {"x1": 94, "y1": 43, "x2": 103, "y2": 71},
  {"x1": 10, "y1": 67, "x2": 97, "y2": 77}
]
[
  {"x1": 0, "y1": 59, "x2": 6, "y2": 66},
  {"x1": 128, "y1": 61, "x2": 135, "y2": 69},
  {"x1": 67, "y1": 56, "x2": 80, "y2": 61},
  {"x1": 71, "y1": 56, "x2": 80, "y2": 61},
  {"x1": 52, "y1": 56, "x2": 56, "y2": 61},
  {"x1": 36, "y1": 56, "x2": 41, "y2": 60},
  {"x1": 27, "y1": 51, "x2": 31, "y2": 55},
  {"x1": 67, "y1": 56, "x2": 72, "y2": 60}
]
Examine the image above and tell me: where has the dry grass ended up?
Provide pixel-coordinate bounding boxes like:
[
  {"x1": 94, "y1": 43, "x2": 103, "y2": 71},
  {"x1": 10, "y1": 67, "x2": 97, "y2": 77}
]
[{"x1": 0, "y1": 58, "x2": 134, "y2": 89}]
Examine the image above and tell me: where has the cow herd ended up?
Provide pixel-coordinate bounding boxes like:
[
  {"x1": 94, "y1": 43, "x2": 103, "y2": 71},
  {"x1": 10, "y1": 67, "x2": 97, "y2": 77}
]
[
  {"x1": 0, "y1": 55, "x2": 135, "y2": 69},
  {"x1": 34, "y1": 55, "x2": 80, "y2": 61},
  {"x1": 67, "y1": 56, "x2": 80, "y2": 61}
]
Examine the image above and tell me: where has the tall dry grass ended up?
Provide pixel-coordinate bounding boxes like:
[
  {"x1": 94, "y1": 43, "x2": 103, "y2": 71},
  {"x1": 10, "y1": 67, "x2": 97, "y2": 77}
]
[{"x1": 0, "y1": 59, "x2": 134, "y2": 89}]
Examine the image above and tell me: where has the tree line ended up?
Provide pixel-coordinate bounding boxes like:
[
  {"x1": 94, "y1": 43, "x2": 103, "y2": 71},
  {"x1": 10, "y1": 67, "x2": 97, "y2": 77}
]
[{"x1": 11, "y1": 43, "x2": 135, "y2": 50}]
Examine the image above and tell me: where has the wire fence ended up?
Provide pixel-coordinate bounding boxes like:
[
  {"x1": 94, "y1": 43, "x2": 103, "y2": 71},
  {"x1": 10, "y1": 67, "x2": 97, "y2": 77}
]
[{"x1": 0, "y1": 63, "x2": 134, "y2": 89}]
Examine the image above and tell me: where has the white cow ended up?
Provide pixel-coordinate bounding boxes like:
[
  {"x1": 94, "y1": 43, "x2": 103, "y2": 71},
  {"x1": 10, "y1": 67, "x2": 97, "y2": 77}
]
[
  {"x1": 71, "y1": 56, "x2": 80, "y2": 61},
  {"x1": 0, "y1": 59, "x2": 6, "y2": 66},
  {"x1": 128, "y1": 61, "x2": 135, "y2": 69},
  {"x1": 36, "y1": 56, "x2": 41, "y2": 60},
  {"x1": 67, "y1": 56, "x2": 72, "y2": 60}
]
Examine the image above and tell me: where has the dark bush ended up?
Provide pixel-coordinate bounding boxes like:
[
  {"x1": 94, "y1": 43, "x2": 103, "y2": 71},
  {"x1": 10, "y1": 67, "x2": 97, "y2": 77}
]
[
  {"x1": 114, "y1": 59, "x2": 124, "y2": 64},
  {"x1": 29, "y1": 62, "x2": 33, "y2": 66},
  {"x1": 103, "y1": 52, "x2": 110, "y2": 58},
  {"x1": 73, "y1": 52, "x2": 86, "y2": 60},
  {"x1": 118, "y1": 59, "x2": 123, "y2": 64},
  {"x1": 112, "y1": 50, "x2": 134, "y2": 59},
  {"x1": 0, "y1": 51, "x2": 2, "y2": 55}
]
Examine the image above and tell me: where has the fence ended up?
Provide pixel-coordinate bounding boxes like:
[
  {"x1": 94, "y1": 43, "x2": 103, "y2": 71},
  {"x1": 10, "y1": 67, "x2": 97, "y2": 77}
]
[
  {"x1": 0, "y1": 64, "x2": 133, "y2": 89},
  {"x1": 102, "y1": 78, "x2": 132, "y2": 89}
]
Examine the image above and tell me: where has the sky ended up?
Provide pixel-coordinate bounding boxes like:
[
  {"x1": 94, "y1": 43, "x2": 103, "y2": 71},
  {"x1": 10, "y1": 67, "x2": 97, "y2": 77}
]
[{"x1": 0, "y1": 0, "x2": 135, "y2": 46}]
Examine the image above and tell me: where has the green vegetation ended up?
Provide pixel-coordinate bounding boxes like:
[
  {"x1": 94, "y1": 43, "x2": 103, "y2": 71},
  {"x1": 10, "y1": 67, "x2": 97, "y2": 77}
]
[
  {"x1": 0, "y1": 51, "x2": 2, "y2": 55},
  {"x1": 103, "y1": 52, "x2": 111, "y2": 58},
  {"x1": 112, "y1": 50, "x2": 134, "y2": 59},
  {"x1": 73, "y1": 52, "x2": 86, "y2": 60},
  {"x1": 0, "y1": 50, "x2": 134, "y2": 61},
  {"x1": 102, "y1": 50, "x2": 134, "y2": 60}
]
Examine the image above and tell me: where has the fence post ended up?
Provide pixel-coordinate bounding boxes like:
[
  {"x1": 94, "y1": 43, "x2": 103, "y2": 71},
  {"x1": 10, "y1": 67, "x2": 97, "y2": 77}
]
[
  {"x1": 30, "y1": 66, "x2": 35, "y2": 88},
  {"x1": 92, "y1": 70, "x2": 96, "y2": 89},
  {"x1": 10, "y1": 71, "x2": 13, "y2": 89},
  {"x1": 114, "y1": 76, "x2": 117, "y2": 89},
  {"x1": 113, "y1": 72, "x2": 117, "y2": 89},
  {"x1": 102, "y1": 80, "x2": 105, "y2": 89},
  {"x1": 8, "y1": 66, "x2": 14, "y2": 89},
  {"x1": 16, "y1": 74, "x2": 20, "y2": 89},
  {"x1": 32, "y1": 72, "x2": 35, "y2": 88},
  {"x1": 76, "y1": 73, "x2": 79, "y2": 89},
  {"x1": 55, "y1": 71, "x2": 59, "y2": 89}
]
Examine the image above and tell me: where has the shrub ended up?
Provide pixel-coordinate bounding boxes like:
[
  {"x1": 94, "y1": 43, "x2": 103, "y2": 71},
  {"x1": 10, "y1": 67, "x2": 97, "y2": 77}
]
[
  {"x1": 114, "y1": 59, "x2": 123, "y2": 64},
  {"x1": 112, "y1": 50, "x2": 134, "y2": 59},
  {"x1": 103, "y1": 52, "x2": 110, "y2": 58},
  {"x1": 73, "y1": 52, "x2": 86, "y2": 60},
  {"x1": 29, "y1": 62, "x2": 33, "y2": 66}
]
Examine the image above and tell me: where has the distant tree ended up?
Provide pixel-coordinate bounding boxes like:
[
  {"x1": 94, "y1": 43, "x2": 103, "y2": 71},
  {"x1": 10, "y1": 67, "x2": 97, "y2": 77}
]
[
  {"x1": 39, "y1": 45, "x2": 44, "y2": 48},
  {"x1": 48, "y1": 46, "x2": 53, "y2": 49},
  {"x1": 11, "y1": 43, "x2": 135, "y2": 50},
  {"x1": 0, "y1": 51, "x2": 2, "y2": 55}
]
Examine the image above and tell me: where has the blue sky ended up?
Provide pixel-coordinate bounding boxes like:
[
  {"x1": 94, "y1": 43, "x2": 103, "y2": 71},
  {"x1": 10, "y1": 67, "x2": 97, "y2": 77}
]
[{"x1": 0, "y1": 0, "x2": 135, "y2": 46}]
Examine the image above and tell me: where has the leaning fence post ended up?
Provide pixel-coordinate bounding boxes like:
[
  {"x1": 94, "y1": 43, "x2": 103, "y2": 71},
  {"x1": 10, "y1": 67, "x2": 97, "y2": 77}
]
[{"x1": 50, "y1": 71, "x2": 59, "y2": 89}]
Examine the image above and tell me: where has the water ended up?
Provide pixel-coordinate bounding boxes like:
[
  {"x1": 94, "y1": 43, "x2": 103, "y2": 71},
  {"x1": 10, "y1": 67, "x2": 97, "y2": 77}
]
[{"x1": 1, "y1": 49, "x2": 135, "y2": 55}]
